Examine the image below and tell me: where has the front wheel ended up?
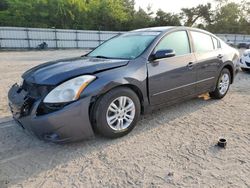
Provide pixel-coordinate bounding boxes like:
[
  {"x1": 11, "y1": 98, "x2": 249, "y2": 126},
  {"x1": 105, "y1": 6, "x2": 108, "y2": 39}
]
[
  {"x1": 209, "y1": 68, "x2": 231, "y2": 99},
  {"x1": 93, "y1": 87, "x2": 141, "y2": 138}
]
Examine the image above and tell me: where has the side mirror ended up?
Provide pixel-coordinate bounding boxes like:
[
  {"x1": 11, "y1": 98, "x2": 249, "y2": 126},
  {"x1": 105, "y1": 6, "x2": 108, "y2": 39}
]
[{"x1": 151, "y1": 49, "x2": 176, "y2": 60}]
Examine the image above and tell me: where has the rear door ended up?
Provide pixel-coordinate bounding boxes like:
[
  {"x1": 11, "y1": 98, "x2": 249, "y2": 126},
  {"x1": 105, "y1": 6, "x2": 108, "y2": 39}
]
[
  {"x1": 147, "y1": 30, "x2": 197, "y2": 105},
  {"x1": 189, "y1": 31, "x2": 223, "y2": 93}
]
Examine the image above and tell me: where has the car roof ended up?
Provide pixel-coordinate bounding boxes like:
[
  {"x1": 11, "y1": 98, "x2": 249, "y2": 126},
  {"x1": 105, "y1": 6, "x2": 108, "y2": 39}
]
[
  {"x1": 132, "y1": 26, "x2": 175, "y2": 32},
  {"x1": 131, "y1": 26, "x2": 214, "y2": 35}
]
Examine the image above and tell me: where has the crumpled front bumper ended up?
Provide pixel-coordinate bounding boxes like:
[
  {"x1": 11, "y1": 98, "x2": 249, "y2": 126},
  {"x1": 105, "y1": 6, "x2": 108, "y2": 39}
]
[{"x1": 8, "y1": 84, "x2": 95, "y2": 143}]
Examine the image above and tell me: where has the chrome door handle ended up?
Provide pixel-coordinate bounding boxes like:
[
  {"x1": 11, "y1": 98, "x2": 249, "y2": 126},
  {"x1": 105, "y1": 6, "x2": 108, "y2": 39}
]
[
  {"x1": 217, "y1": 54, "x2": 223, "y2": 59},
  {"x1": 187, "y1": 62, "x2": 193, "y2": 69}
]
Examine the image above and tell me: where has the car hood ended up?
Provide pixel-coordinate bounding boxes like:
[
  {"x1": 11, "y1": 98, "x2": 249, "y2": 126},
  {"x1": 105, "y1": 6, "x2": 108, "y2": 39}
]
[{"x1": 22, "y1": 56, "x2": 129, "y2": 85}]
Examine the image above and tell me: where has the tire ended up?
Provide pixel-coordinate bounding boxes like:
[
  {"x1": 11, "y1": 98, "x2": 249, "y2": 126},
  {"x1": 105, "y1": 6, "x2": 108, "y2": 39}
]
[
  {"x1": 209, "y1": 68, "x2": 231, "y2": 99},
  {"x1": 93, "y1": 87, "x2": 141, "y2": 138}
]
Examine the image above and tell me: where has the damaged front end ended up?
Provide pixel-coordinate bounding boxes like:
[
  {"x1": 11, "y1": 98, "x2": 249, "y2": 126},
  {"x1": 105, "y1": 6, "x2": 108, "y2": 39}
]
[
  {"x1": 8, "y1": 81, "x2": 57, "y2": 118},
  {"x1": 8, "y1": 83, "x2": 36, "y2": 119},
  {"x1": 8, "y1": 81, "x2": 95, "y2": 143}
]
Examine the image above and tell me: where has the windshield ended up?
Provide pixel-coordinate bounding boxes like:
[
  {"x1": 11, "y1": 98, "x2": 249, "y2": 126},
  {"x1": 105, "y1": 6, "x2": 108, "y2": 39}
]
[{"x1": 87, "y1": 32, "x2": 160, "y2": 59}]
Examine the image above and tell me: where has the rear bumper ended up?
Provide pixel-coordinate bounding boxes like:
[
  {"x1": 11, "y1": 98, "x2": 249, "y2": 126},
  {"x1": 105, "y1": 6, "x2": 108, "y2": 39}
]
[{"x1": 8, "y1": 84, "x2": 95, "y2": 143}]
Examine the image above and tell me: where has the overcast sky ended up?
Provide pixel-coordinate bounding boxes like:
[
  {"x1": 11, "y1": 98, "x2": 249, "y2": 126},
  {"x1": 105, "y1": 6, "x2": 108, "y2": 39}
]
[{"x1": 134, "y1": 0, "x2": 238, "y2": 13}]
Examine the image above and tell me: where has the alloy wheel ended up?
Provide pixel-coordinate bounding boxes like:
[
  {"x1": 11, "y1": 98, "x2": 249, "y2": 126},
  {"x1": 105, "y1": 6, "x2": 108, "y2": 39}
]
[
  {"x1": 106, "y1": 96, "x2": 135, "y2": 131},
  {"x1": 219, "y1": 73, "x2": 230, "y2": 95}
]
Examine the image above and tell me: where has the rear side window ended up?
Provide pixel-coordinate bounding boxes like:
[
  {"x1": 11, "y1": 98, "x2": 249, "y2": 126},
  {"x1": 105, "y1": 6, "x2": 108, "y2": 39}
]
[
  {"x1": 191, "y1": 31, "x2": 214, "y2": 53},
  {"x1": 155, "y1": 31, "x2": 190, "y2": 56}
]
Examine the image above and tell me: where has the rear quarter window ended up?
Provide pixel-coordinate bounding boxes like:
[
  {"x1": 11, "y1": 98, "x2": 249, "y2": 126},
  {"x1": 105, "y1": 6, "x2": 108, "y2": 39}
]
[{"x1": 212, "y1": 37, "x2": 221, "y2": 49}]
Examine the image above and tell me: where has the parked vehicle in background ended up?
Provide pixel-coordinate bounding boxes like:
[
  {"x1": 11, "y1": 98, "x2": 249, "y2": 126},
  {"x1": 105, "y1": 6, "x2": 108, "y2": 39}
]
[
  {"x1": 226, "y1": 39, "x2": 235, "y2": 47},
  {"x1": 239, "y1": 49, "x2": 250, "y2": 72},
  {"x1": 238, "y1": 40, "x2": 250, "y2": 49},
  {"x1": 8, "y1": 27, "x2": 239, "y2": 143},
  {"x1": 219, "y1": 37, "x2": 235, "y2": 47}
]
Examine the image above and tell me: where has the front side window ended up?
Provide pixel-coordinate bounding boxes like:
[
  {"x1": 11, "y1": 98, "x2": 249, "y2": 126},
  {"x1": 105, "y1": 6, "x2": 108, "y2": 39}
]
[
  {"x1": 154, "y1": 31, "x2": 191, "y2": 56},
  {"x1": 191, "y1": 31, "x2": 214, "y2": 53},
  {"x1": 88, "y1": 32, "x2": 160, "y2": 59}
]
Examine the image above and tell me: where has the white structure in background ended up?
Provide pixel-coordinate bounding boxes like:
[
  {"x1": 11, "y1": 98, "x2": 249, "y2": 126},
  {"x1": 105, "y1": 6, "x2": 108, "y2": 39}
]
[
  {"x1": 0, "y1": 27, "x2": 249, "y2": 49},
  {"x1": 0, "y1": 27, "x2": 123, "y2": 49},
  {"x1": 217, "y1": 34, "x2": 250, "y2": 47}
]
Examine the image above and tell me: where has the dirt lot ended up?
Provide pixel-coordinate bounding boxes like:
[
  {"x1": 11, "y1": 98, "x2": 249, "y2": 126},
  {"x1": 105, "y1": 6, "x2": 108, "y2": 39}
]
[{"x1": 0, "y1": 50, "x2": 250, "y2": 188}]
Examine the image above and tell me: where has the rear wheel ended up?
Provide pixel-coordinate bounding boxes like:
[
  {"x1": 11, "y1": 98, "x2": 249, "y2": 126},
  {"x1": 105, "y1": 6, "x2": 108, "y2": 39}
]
[
  {"x1": 93, "y1": 87, "x2": 141, "y2": 138},
  {"x1": 210, "y1": 68, "x2": 231, "y2": 99}
]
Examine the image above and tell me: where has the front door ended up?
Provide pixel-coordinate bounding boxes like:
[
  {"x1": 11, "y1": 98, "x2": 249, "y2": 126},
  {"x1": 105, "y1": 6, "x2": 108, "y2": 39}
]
[{"x1": 147, "y1": 30, "x2": 197, "y2": 106}]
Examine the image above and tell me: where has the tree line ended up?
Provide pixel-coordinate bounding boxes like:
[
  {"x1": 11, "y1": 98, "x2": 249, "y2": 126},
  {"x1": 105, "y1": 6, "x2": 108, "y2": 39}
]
[{"x1": 0, "y1": 0, "x2": 249, "y2": 34}]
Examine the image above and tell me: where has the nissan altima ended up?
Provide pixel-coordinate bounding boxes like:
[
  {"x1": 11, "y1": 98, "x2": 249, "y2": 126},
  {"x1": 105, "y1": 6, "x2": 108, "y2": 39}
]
[{"x1": 8, "y1": 27, "x2": 239, "y2": 143}]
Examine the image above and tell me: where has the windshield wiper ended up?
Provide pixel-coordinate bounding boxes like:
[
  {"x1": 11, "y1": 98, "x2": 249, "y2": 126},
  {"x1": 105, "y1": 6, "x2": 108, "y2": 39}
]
[
  {"x1": 93, "y1": 55, "x2": 111, "y2": 59},
  {"x1": 89, "y1": 55, "x2": 130, "y2": 60}
]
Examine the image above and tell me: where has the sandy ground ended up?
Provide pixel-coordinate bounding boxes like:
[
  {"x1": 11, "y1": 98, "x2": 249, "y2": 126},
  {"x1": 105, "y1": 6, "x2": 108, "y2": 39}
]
[{"x1": 0, "y1": 49, "x2": 250, "y2": 188}]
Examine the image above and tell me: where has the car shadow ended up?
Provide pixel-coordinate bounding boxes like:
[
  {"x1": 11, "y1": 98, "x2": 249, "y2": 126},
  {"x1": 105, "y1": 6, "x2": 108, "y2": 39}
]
[{"x1": 0, "y1": 95, "x2": 218, "y2": 187}]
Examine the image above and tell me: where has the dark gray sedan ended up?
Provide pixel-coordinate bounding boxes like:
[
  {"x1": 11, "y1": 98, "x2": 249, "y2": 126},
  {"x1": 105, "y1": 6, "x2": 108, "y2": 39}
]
[{"x1": 8, "y1": 27, "x2": 239, "y2": 143}]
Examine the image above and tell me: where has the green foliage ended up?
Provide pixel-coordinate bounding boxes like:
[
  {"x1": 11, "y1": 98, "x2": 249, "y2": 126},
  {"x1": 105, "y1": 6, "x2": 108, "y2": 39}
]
[
  {"x1": 130, "y1": 7, "x2": 152, "y2": 29},
  {"x1": 0, "y1": 0, "x2": 8, "y2": 11},
  {"x1": 154, "y1": 9, "x2": 181, "y2": 26},
  {"x1": 0, "y1": 0, "x2": 249, "y2": 34},
  {"x1": 181, "y1": 1, "x2": 249, "y2": 34},
  {"x1": 207, "y1": 1, "x2": 250, "y2": 34},
  {"x1": 181, "y1": 3, "x2": 212, "y2": 26},
  {"x1": 208, "y1": 2, "x2": 241, "y2": 33},
  {"x1": 0, "y1": 0, "x2": 87, "y2": 28},
  {"x1": 84, "y1": 0, "x2": 130, "y2": 30}
]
